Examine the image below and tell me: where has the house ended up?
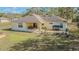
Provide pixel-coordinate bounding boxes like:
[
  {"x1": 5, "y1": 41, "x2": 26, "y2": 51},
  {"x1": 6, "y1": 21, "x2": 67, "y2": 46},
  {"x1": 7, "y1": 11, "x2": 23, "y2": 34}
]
[
  {"x1": 11, "y1": 14, "x2": 67, "y2": 32},
  {"x1": 0, "y1": 17, "x2": 10, "y2": 23}
]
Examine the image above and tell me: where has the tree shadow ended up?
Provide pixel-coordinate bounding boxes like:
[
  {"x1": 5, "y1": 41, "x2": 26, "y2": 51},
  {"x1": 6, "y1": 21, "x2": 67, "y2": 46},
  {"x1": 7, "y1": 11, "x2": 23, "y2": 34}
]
[{"x1": 9, "y1": 36, "x2": 76, "y2": 51}]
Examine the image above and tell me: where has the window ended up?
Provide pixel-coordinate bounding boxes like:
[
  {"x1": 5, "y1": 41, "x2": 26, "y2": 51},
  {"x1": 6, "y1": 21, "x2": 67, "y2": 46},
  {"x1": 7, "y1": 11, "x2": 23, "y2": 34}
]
[
  {"x1": 53, "y1": 24, "x2": 63, "y2": 30},
  {"x1": 50, "y1": 23, "x2": 53, "y2": 24},
  {"x1": 53, "y1": 25, "x2": 63, "y2": 28},
  {"x1": 18, "y1": 23, "x2": 23, "y2": 28},
  {"x1": 60, "y1": 23, "x2": 63, "y2": 28}
]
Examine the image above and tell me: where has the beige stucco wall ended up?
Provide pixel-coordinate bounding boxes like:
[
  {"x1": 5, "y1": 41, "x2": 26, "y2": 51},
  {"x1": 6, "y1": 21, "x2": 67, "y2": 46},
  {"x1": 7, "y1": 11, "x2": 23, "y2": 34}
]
[
  {"x1": 47, "y1": 22, "x2": 67, "y2": 31},
  {"x1": 11, "y1": 22, "x2": 67, "y2": 32},
  {"x1": 11, "y1": 22, "x2": 41, "y2": 32},
  {"x1": 0, "y1": 20, "x2": 10, "y2": 23},
  {"x1": 11, "y1": 23, "x2": 28, "y2": 31}
]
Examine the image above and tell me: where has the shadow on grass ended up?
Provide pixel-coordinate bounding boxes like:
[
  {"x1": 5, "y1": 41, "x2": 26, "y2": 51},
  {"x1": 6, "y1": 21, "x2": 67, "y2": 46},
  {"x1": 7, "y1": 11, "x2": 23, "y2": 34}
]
[{"x1": 9, "y1": 34, "x2": 79, "y2": 51}]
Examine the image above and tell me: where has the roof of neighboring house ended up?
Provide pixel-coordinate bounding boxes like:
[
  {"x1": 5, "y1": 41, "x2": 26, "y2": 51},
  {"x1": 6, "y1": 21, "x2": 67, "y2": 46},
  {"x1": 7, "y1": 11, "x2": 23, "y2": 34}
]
[
  {"x1": 0, "y1": 17, "x2": 9, "y2": 20},
  {"x1": 12, "y1": 14, "x2": 67, "y2": 23}
]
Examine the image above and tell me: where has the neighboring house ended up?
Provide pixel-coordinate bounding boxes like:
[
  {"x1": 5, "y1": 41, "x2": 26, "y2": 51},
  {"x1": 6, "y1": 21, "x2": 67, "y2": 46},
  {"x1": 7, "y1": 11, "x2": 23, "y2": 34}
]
[
  {"x1": 0, "y1": 17, "x2": 10, "y2": 23},
  {"x1": 11, "y1": 14, "x2": 67, "y2": 32}
]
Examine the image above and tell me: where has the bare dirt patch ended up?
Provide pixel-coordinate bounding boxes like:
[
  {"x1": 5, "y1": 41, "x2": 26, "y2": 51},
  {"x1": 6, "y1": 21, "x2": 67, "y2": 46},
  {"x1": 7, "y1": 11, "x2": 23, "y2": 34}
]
[{"x1": 0, "y1": 33, "x2": 6, "y2": 39}]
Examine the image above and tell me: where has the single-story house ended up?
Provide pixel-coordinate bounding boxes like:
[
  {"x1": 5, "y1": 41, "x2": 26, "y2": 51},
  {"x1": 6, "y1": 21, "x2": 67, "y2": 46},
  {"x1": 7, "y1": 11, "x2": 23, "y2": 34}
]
[
  {"x1": 11, "y1": 14, "x2": 67, "y2": 32},
  {"x1": 0, "y1": 17, "x2": 10, "y2": 23}
]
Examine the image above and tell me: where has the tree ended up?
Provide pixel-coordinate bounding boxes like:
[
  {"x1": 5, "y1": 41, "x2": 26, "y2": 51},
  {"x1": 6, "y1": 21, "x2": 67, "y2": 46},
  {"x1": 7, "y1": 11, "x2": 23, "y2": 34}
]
[
  {"x1": 10, "y1": 33, "x2": 79, "y2": 51},
  {"x1": 58, "y1": 7, "x2": 74, "y2": 22},
  {"x1": 22, "y1": 7, "x2": 49, "y2": 16},
  {"x1": 72, "y1": 8, "x2": 79, "y2": 22},
  {"x1": 22, "y1": 7, "x2": 77, "y2": 23},
  {"x1": 47, "y1": 7, "x2": 59, "y2": 16}
]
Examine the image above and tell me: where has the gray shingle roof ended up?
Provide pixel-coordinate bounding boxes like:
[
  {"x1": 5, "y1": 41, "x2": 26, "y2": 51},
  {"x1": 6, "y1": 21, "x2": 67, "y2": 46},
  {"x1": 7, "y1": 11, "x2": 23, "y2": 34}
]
[
  {"x1": 42, "y1": 16, "x2": 66, "y2": 22},
  {"x1": 12, "y1": 16, "x2": 40, "y2": 23},
  {"x1": 12, "y1": 14, "x2": 66, "y2": 23}
]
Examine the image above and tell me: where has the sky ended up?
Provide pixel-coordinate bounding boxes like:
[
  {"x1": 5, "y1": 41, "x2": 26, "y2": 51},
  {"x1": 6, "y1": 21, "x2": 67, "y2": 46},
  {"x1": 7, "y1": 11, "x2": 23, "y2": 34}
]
[{"x1": 0, "y1": 7, "x2": 30, "y2": 14}]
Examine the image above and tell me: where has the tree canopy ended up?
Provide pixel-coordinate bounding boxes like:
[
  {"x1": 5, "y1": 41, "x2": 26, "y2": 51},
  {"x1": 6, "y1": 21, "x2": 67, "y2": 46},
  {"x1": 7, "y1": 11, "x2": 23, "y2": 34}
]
[{"x1": 22, "y1": 7, "x2": 78, "y2": 22}]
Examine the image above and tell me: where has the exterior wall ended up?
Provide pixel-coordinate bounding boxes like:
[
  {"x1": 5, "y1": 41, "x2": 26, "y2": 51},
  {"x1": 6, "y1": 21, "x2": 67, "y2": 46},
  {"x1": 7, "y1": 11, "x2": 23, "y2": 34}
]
[
  {"x1": 0, "y1": 20, "x2": 9, "y2": 23},
  {"x1": 11, "y1": 23, "x2": 28, "y2": 31},
  {"x1": 38, "y1": 22, "x2": 49, "y2": 31},
  {"x1": 48, "y1": 22, "x2": 67, "y2": 31},
  {"x1": 63, "y1": 22, "x2": 67, "y2": 31},
  {"x1": 11, "y1": 22, "x2": 67, "y2": 32},
  {"x1": 0, "y1": 17, "x2": 10, "y2": 23},
  {"x1": 11, "y1": 22, "x2": 39, "y2": 32}
]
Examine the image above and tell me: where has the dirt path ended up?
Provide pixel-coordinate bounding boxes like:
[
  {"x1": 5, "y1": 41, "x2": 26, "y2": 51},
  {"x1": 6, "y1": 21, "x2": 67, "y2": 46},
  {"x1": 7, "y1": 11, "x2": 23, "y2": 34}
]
[
  {"x1": 0, "y1": 38, "x2": 14, "y2": 51},
  {"x1": 0, "y1": 35, "x2": 6, "y2": 38}
]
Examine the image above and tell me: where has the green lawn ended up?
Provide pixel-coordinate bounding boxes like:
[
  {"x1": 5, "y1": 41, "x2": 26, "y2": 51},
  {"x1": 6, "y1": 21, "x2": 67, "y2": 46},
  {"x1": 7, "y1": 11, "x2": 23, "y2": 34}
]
[
  {"x1": 69, "y1": 29, "x2": 79, "y2": 36},
  {"x1": 0, "y1": 22, "x2": 79, "y2": 50},
  {"x1": 0, "y1": 30, "x2": 37, "y2": 42},
  {"x1": 0, "y1": 30, "x2": 38, "y2": 50},
  {"x1": 0, "y1": 22, "x2": 11, "y2": 26},
  {"x1": 0, "y1": 23, "x2": 38, "y2": 50}
]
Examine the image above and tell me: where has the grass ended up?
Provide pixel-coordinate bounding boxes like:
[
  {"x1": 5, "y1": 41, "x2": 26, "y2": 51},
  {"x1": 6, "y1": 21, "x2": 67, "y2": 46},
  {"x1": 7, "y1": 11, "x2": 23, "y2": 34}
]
[
  {"x1": 0, "y1": 23, "x2": 37, "y2": 42},
  {"x1": 0, "y1": 30, "x2": 38, "y2": 50},
  {"x1": 0, "y1": 23, "x2": 38, "y2": 50},
  {"x1": 0, "y1": 22, "x2": 11, "y2": 26},
  {"x1": 69, "y1": 29, "x2": 79, "y2": 35},
  {"x1": 2, "y1": 30, "x2": 37, "y2": 42},
  {"x1": 0, "y1": 22, "x2": 11, "y2": 28},
  {"x1": 0, "y1": 22, "x2": 78, "y2": 51}
]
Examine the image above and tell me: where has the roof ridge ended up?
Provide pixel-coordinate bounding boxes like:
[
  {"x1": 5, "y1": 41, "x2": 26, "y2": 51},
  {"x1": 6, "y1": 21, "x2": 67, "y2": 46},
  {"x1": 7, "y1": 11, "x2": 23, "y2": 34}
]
[{"x1": 32, "y1": 14, "x2": 46, "y2": 23}]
